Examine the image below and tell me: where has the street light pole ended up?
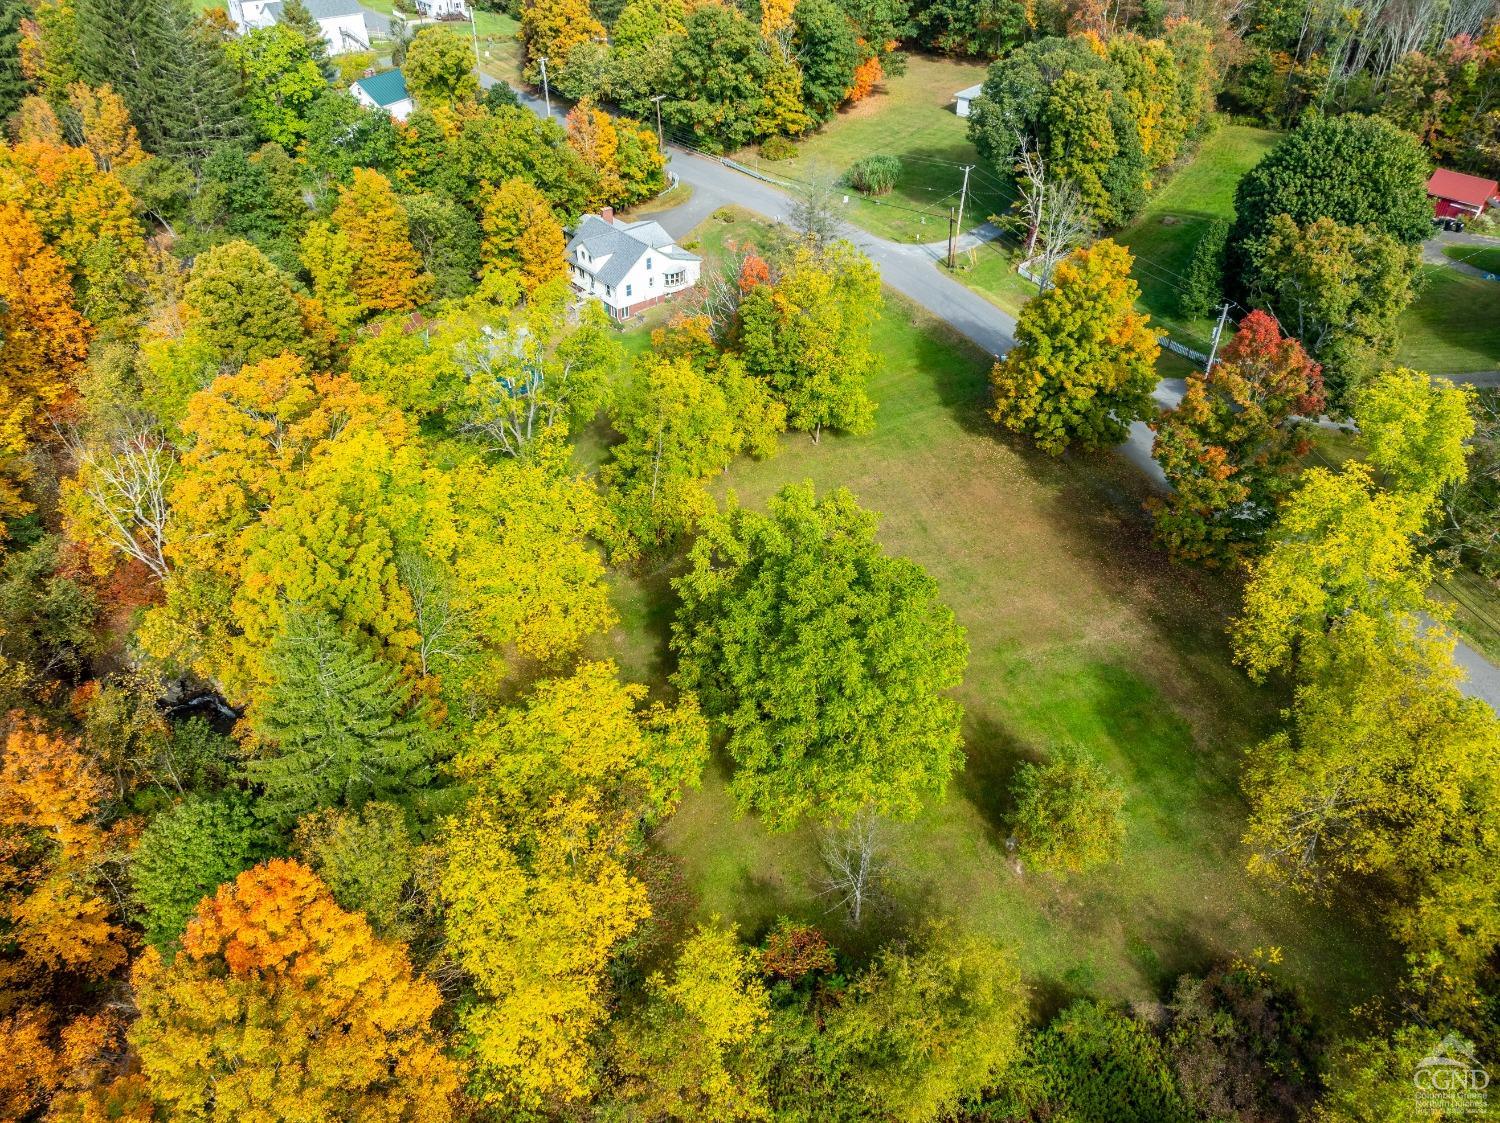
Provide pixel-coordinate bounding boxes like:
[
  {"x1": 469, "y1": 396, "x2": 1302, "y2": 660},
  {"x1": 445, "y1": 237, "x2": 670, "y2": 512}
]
[
  {"x1": 538, "y1": 55, "x2": 551, "y2": 118},
  {"x1": 650, "y1": 94, "x2": 665, "y2": 153}
]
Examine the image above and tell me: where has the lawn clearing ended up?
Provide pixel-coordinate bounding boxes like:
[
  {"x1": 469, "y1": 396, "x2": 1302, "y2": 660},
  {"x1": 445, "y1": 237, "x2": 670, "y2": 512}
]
[
  {"x1": 728, "y1": 54, "x2": 1011, "y2": 243},
  {"x1": 1117, "y1": 125, "x2": 1280, "y2": 352},
  {"x1": 1397, "y1": 266, "x2": 1500, "y2": 374},
  {"x1": 599, "y1": 210, "x2": 1397, "y2": 1023},
  {"x1": 1444, "y1": 244, "x2": 1500, "y2": 274}
]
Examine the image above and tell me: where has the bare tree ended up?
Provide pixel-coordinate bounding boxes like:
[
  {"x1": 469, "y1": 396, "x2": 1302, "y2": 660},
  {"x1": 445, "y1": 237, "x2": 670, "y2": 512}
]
[
  {"x1": 67, "y1": 426, "x2": 175, "y2": 580},
  {"x1": 787, "y1": 171, "x2": 845, "y2": 252},
  {"x1": 1012, "y1": 136, "x2": 1093, "y2": 293},
  {"x1": 395, "y1": 549, "x2": 471, "y2": 676},
  {"x1": 818, "y1": 805, "x2": 889, "y2": 926}
]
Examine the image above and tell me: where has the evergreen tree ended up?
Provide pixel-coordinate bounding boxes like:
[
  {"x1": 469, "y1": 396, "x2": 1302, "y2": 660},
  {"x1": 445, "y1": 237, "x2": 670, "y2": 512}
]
[
  {"x1": 0, "y1": 0, "x2": 31, "y2": 122},
  {"x1": 75, "y1": 0, "x2": 246, "y2": 167},
  {"x1": 278, "y1": 0, "x2": 335, "y2": 81},
  {"x1": 1179, "y1": 219, "x2": 1227, "y2": 321},
  {"x1": 246, "y1": 610, "x2": 433, "y2": 826}
]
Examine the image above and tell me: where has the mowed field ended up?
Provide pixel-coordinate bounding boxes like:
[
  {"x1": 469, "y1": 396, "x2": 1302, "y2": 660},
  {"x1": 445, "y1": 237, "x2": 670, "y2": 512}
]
[
  {"x1": 591, "y1": 212, "x2": 1396, "y2": 1022},
  {"x1": 1396, "y1": 266, "x2": 1500, "y2": 375},
  {"x1": 729, "y1": 54, "x2": 1013, "y2": 243}
]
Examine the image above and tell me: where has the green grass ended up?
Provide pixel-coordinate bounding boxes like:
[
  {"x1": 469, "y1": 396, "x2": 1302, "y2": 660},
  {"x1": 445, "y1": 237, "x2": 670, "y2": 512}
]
[
  {"x1": 598, "y1": 209, "x2": 1398, "y2": 1022},
  {"x1": 1396, "y1": 267, "x2": 1500, "y2": 374},
  {"x1": 946, "y1": 239, "x2": 1036, "y2": 318},
  {"x1": 1117, "y1": 125, "x2": 1281, "y2": 353},
  {"x1": 1443, "y1": 244, "x2": 1500, "y2": 275},
  {"x1": 727, "y1": 54, "x2": 1010, "y2": 244}
]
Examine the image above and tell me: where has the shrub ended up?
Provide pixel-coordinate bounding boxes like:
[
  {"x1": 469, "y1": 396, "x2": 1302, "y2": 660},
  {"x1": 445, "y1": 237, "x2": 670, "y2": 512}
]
[
  {"x1": 760, "y1": 136, "x2": 798, "y2": 162},
  {"x1": 1009, "y1": 742, "x2": 1126, "y2": 874},
  {"x1": 846, "y1": 154, "x2": 901, "y2": 196}
]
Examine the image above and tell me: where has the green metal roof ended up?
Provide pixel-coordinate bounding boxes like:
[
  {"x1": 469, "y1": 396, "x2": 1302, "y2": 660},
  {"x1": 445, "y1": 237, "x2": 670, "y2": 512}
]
[{"x1": 353, "y1": 69, "x2": 410, "y2": 108}]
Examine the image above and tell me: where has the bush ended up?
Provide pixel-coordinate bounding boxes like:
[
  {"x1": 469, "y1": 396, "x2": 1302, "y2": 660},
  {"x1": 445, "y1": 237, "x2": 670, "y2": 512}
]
[
  {"x1": 760, "y1": 136, "x2": 798, "y2": 162},
  {"x1": 846, "y1": 154, "x2": 901, "y2": 196},
  {"x1": 1009, "y1": 742, "x2": 1126, "y2": 874}
]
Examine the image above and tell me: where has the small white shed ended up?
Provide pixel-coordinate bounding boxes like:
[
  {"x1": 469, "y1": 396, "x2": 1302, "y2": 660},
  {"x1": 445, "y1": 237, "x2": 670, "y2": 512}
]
[{"x1": 954, "y1": 83, "x2": 984, "y2": 117}]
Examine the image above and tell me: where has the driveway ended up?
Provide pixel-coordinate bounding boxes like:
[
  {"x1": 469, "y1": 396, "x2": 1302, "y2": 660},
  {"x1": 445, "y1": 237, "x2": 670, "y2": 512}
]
[{"x1": 1421, "y1": 229, "x2": 1500, "y2": 278}]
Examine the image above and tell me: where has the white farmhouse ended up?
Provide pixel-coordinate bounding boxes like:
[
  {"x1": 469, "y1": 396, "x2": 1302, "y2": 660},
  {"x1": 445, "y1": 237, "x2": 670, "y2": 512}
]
[
  {"x1": 351, "y1": 69, "x2": 415, "y2": 121},
  {"x1": 415, "y1": 0, "x2": 470, "y2": 15},
  {"x1": 565, "y1": 209, "x2": 702, "y2": 321},
  {"x1": 228, "y1": 0, "x2": 370, "y2": 53}
]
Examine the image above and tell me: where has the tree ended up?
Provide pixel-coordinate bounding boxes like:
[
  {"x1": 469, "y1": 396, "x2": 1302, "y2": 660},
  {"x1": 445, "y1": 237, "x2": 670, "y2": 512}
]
[
  {"x1": 565, "y1": 96, "x2": 622, "y2": 209},
  {"x1": 602, "y1": 351, "x2": 785, "y2": 558},
  {"x1": 0, "y1": 0, "x2": 30, "y2": 121},
  {"x1": 65, "y1": 82, "x2": 146, "y2": 172},
  {"x1": 662, "y1": 5, "x2": 774, "y2": 152},
  {"x1": 1230, "y1": 114, "x2": 1432, "y2": 286},
  {"x1": 327, "y1": 167, "x2": 431, "y2": 317},
  {"x1": 480, "y1": 178, "x2": 566, "y2": 292},
  {"x1": 519, "y1": 0, "x2": 604, "y2": 84},
  {"x1": 916, "y1": 0, "x2": 1030, "y2": 58},
  {"x1": 1009, "y1": 743, "x2": 1126, "y2": 875},
  {"x1": 293, "y1": 801, "x2": 428, "y2": 942},
  {"x1": 608, "y1": 923, "x2": 772, "y2": 1120},
  {"x1": 1353, "y1": 368, "x2": 1473, "y2": 517},
  {"x1": 182, "y1": 239, "x2": 305, "y2": 367},
  {"x1": 818, "y1": 803, "x2": 889, "y2": 925},
  {"x1": 130, "y1": 859, "x2": 460, "y2": 1121},
  {"x1": 1252, "y1": 215, "x2": 1420, "y2": 405},
  {"x1": 245, "y1": 609, "x2": 433, "y2": 827},
  {"x1": 737, "y1": 242, "x2": 881, "y2": 440},
  {"x1": 672, "y1": 483, "x2": 968, "y2": 830},
  {"x1": 1231, "y1": 464, "x2": 1432, "y2": 680},
  {"x1": 61, "y1": 425, "x2": 176, "y2": 581},
  {"x1": 1149, "y1": 310, "x2": 1326, "y2": 565},
  {"x1": 404, "y1": 25, "x2": 478, "y2": 108},
  {"x1": 794, "y1": 0, "x2": 860, "y2": 124},
  {"x1": 130, "y1": 795, "x2": 263, "y2": 949},
  {"x1": 277, "y1": 0, "x2": 334, "y2": 81},
  {"x1": 1011, "y1": 136, "x2": 1093, "y2": 289},
  {"x1": 402, "y1": 189, "x2": 481, "y2": 300},
  {"x1": 1179, "y1": 218, "x2": 1227, "y2": 320},
  {"x1": 990, "y1": 239, "x2": 1160, "y2": 454},
  {"x1": 225, "y1": 23, "x2": 325, "y2": 148},
  {"x1": 829, "y1": 923, "x2": 1027, "y2": 1122}
]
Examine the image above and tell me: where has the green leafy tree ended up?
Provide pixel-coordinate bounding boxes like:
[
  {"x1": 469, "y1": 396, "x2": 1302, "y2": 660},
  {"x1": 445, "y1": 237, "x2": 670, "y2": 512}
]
[
  {"x1": 404, "y1": 26, "x2": 478, "y2": 109},
  {"x1": 794, "y1": 0, "x2": 861, "y2": 124},
  {"x1": 186, "y1": 142, "x2": 309, "y2": 271},
  {"x1": 916, "y1": 0, "x2": 1029, "y2": 59},
  {"x1": 294, "y1": 801, "x2": 429, "y2": 942},
  {"x1": 1149, "y1": 310, "x2": 1326, "y2": 565},
  {"x1": 829, "y1": 923, "x2": 1027, "y2": 1122},
  {"x1": 402, "y1": 189, "x2": 481, "y2": 300},
  {"x1": 1312, "y1": 1026, "x2": 1458, "y2": 1123},
  {"x1": 608, "y1": 923, "x2": 772, "y2": 1120},
  {"x1": 131, "y1": 795, "x2": 264, "y2": 949},
  {"x1": 661, "y1": 5, "x2": 774, "y2": 152},
  {"x1": 1009, "y1": 743, "x2": 1126, "y2": 875},
  {"x1": 737, "y1": 242, "x2": 882, "y2": 440},
  {"x1": 990, "y1": 239, "x2": 1160, "y2": 454},
  {"x1": 1179, "y1": 218, "x2": 1227, "y2": 320},
  {"x1": 302, "y1": 92, "x2": 401, "y2": 188},
  {"x1": 1231, "y1": 463, "x2": 1432, "y2": 680},
  {"x1": 278, "y1": 0, "x2": 335, "y2": 80},
  {"x1": 182, "y1": 239, "x2": 306, "y2": 368},
  {"x1": 245, "y1": 610, "x2": 433, "y2": 827},
  {"x1": 672, "y1": 482, "x2": 968, "y2": 830},
  {"x1": 0, "y1": 0, "x2": 31, "y2": 122},
  {"x1": 225, "y1": 24, "x2": 327, "y2": 148},
  {"x1": 1353, "y1": 367, "x2": 1474, "y2": 517},
  {"x1": 1252, "y1": 214, "x2": 1421, "y2": 405}
]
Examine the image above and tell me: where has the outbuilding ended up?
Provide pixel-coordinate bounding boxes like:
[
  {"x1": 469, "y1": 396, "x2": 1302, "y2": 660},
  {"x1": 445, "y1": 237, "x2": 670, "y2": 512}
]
[
  {"x1": 351, "y1": 69, "x2": 415, "y2": 121},
  {"x1": 954, "y1": 83, "x2": 984, "y2": 117},
  {"x1": 1427, "y1": 168, "x2": 1500, "y2": 219}
]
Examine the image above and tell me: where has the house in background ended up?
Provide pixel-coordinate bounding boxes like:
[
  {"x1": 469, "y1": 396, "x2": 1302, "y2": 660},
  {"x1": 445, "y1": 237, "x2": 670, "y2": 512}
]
[
  {"x1": 954, "y1": 83, "x2": 984, "y2": 117},
  {"x1": 227, "y1": 0, "x2": 370, "y2": 53},
  {"x1": 415, "y1": 0, "x2": 470, "y2": 16},
  {"x1": 565, "y1": 208, "x2": 702, "y2": 321},
  {"x1": 1427, "y1": 168, "x2": 1500, "y2": 219},
  {"x1": 351, "y1": 70, "x2": 415, "y2": 121}
]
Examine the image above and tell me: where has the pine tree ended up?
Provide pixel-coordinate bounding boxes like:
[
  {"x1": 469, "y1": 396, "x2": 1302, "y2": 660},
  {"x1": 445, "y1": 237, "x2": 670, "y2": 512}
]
[
  {"x1": 1179, "y1": 219, "x2": 1227, "y2": 321},
  {"x1": 277, "y1": 0, "x2": 334, "y2": 81},
  {"x1": 246, "y1": 610, "x2": 433, "y2": 826},
  {"x1": 0, "y1": 0, "x2": 32, "y2": 122}
]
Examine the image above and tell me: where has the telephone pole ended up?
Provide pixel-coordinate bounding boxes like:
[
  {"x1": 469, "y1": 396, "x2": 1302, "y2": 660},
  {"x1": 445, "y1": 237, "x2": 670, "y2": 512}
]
[
  {"x1": 538, "y1": 56, "x2": 551, "y2": 119},
  {"x1": 1205, "y1": 301, "x2": 1232, "y2": 372},
  {"x1": 947, "y1": 207, "x2": 957, "y2": 270},
  {"x1": 468, "y1": 1, "x2": 480, "y2": 67},
  {"x1": 953, "y1": 164, "x2": 974, "y2": 250},
  {"x1": 650, "y1": 94, "x2": 666, "y2": 153}
]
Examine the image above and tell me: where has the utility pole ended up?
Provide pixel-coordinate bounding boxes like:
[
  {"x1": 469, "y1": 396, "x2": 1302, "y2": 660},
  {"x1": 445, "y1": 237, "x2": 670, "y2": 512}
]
[
  {"x1": 953, "y1": 164, "x2": 974, "y2": 249},
  {"x1": 650, "y1": 94, "x2": 666, "y2": 153},
  {"x1": 1205, "y1": 301, "x2": 1232, "y2": 372},
  {"x1": 468, "y1": 0, "x2": 480, "y2": 67},
  {"x1": 947, "y1": 207, "x2": 957, "y2": 270},
  {"x1": 538, "y1": 55, "x2": 551, "y2": 119}
]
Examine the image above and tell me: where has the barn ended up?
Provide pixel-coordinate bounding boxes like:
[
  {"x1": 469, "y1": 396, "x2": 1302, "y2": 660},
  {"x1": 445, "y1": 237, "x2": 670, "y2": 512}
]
[{"x1": 1427, "y1": 168, "x2": 1500, "y2": 220}]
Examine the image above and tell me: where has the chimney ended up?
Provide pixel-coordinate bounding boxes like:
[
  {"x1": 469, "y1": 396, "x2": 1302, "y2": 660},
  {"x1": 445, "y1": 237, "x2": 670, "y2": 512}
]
[{"x1": 601, "y1": 206, "x2": 614, "y2": 225}]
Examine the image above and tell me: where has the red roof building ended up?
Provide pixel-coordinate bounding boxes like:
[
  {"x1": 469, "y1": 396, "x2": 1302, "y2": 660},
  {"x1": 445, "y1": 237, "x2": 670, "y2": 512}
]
[{"x1": 1427, "y1": 168, "x2": 1500, "y2": 218}]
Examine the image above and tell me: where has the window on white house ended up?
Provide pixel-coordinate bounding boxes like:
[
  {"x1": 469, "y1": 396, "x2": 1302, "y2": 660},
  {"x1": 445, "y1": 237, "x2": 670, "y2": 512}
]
[
  {"x1": 646, "y1": 257, "x2": 653, "y2": 269},
  {"x1": 649, "y1": 276, "x2": 655, "y2": 287},
  {"x1": 664, "y1": 271, "x2": 686, "y2": 286},
  {"x1": 626, "y1": 284, "x2": 632, "y2": 297}
]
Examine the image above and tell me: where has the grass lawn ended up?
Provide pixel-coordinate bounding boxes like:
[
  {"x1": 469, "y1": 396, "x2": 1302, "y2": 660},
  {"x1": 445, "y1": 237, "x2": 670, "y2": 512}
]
[
  {"x1": 596, "y1": 209, "x2": 1397, "y2": 1022},
  {"x1": 946, "y1": 238, "x2": 1035, "y2": 318},
  {"x1": 1397, "y1": 267, "x2": 1500, "y2": 374},
  {"x1": 1117, "y1": 125, "x2": 1280, "y2": 353},
  {"x1": 1444, "y1": 244, "x2": 1500, "y2": 274},
  {"x1": 728, "y1": 54, "x2": 1011, "y2": 244}
]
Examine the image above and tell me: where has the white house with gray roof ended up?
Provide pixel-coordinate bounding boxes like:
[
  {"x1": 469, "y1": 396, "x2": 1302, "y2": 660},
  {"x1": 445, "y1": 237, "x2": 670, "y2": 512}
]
[
  {"x1": 565, "y1": 208, "x2": 702, "y2": 321},
  {"x1": 228, "y1": 0, "x2": 370, "y2": 53}
]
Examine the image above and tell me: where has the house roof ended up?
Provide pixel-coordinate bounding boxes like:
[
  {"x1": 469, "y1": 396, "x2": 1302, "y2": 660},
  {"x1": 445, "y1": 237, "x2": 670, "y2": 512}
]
[
  {"x1": 353, "y1": 69, "x2": 410, "y2": 108},
  {"x1": 1427, "y1": 168, "x2": 1499, "y2": 208},
  {"x1": 298, "y1": 0, "x2": 364, "y2": 16},
  {"x1": 955, "y1": 83, "x2": 984, "y2": 100},
  {"x1": 565, "y1": 214, "x2": 700, "y2": 289}
]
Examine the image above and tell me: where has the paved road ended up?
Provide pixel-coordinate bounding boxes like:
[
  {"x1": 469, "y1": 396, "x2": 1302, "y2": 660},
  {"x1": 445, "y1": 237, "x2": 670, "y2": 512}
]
[{"x1": 484, "y1": 73, "x2": 1500, "y2": 706}]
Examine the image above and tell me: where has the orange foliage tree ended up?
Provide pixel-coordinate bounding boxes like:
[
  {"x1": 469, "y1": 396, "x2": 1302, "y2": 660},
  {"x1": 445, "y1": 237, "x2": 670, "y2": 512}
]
[
  {"x1": 481, "y1": 178, "x2": 566, "y2": 293},
  {"x1": 130, "y1": 859, "x2": 461, "y2": 1122},
  {"x1": 566, "y1": 97, "x2": 623, "y2": 209},
  {"x1": 330, "y1": 167, "x2": 432, "y2": 316},
  {"x1": 847, "y1": 49, "x2": 884, "y2": 103}
]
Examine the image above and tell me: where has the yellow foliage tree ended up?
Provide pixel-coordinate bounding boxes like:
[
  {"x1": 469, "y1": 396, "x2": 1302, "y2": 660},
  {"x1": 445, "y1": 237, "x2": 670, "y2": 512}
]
[
  {"x1": 65, "y1": 83, "x2": 145, "y2": 172},
  {"x1": 480, "y1": 178, "x2": 566, "y2": 292},
  {"x1": 519, "y1": 0, "x2": 605, "y2": 83},
  {"x1": 566, "y1": 97, "x2": 623, "y2": 209},
  {"x1": 130, "y1": 859, "x2": 461, "y2": 1122},
  {"x1": 329, "y1": 167, "x2": 432, "y2": 317}
]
